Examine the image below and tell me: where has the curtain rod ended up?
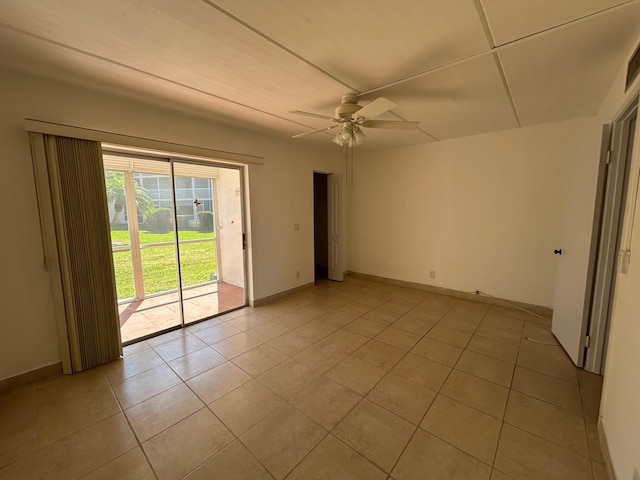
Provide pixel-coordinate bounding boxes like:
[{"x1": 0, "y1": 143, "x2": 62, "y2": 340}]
[{"x1": 24, "y1": 118, "x2": 264, "y2": 166}]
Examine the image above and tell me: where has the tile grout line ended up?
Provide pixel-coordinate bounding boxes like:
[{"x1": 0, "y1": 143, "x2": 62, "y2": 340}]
[
  {"x1": 180, "y1": 294, "x2": 387, "y2": 478},
  {"x1": 31, "y1": 384, "x2": 43, "y2": 480},
  {"x1": 230, "y1": 290, "x2": 398, "y2": 478},
  {"x1": 489, "y1": 308, "x2": 525, "y2": 476},
  {"x1": 352, "y1": 301, "x2": 460, "y2": 476},
  {"x1": 385, "y1": 304, "x2": 517, "y2": 475},
  {"x1": 513, "y1": 361, "x2": 580, "y2": 386},
  {"x1": 420, "y1": 306, "x2": 503, "y2": 471},
  {"x1": 164, "y1": 357, "x2": 274, "y2": 479},
  {"x1": 508, "y1": 328, "x2": 594, "y2": 464},
  {"x1": 164, "y1": 298, "x2": 591, "y2": 476},
  {"x1": 113, "y1": 344, "x2": 241, "y2": 478},
  {"x1": 508, "y1": 385, "x2": 586, "y2": 416},
  {"x1": 103, "y1": 370, "x2": 161, "y2": 480},
  {"x1": 265, "y1": 295, "x2": 457, "y2": 477}
]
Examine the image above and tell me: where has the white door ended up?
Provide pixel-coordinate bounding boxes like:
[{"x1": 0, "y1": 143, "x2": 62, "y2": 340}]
[
  {"x1": 327, "y1": 173, "x2": 343, "y2": 281},
  {"x1": 551, "y1": 126, "x2": 611, "y2": 366},
  {"x1": 553, "y1": 109, "x2": 637, "y2": 370}
]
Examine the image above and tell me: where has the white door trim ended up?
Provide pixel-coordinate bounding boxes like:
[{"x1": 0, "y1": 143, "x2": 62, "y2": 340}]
[
  {"x1": 328, "y1": 174, "x2": 343, "y2": 281},
  {"x1": 585, "y1": 100, "x2": 638, "y2": 373}
]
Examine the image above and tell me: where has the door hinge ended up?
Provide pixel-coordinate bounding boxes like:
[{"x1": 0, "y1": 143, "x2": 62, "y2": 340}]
[
  {"x1": 585, "y1": 336, "x2": 590, "y2": 348},
  {"x1": 606, "y1": 150, "x2": 612, "y2": 165},
  {"x1": 242, "y1": 233, "x2": 246, "y2": 250}
]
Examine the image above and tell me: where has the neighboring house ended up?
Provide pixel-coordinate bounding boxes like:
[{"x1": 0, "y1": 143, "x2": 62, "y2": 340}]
[{"x1": 107, "y1": 172, "x2": 214, "y2": 227}]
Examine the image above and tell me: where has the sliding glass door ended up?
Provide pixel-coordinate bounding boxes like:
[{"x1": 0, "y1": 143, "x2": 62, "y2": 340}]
[
  {"x1": 173, "y1": 162, "x2": 245, "y2": 324},
  {"x1": 103, "y1": 153, "x2": 246, "y2": 343}
]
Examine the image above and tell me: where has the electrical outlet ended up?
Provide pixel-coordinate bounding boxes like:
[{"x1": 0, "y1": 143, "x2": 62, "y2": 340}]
[
  {"x1": 430, "y1": 270, "x2": 436, "y2": 279},
  {"x1": 633, "y1": 467, "x2": 639, "y2": 480},
  {"x1": 294, "y1": 222, "x2": 300, "y2": 231},
  {"x1": 296, "y1": 270, "x2": 300, "y2": 279}
]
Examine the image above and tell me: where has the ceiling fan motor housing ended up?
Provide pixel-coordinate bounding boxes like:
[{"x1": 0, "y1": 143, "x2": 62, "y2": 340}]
[
  {"x1": 335, "y1": 94, "x2": 362, "y2": 121},
  {"x1": 291, "y1": 95, "x2": 417, "y2": 142}
]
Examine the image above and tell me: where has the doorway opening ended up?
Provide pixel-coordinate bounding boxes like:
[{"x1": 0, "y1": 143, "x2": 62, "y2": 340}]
[
  {"x1": 313, "y1": 172, "x2": 343, "y2": 282},
  {"x1": 103, "y1": 151, "x2": 247, "y2": 344},
  {"x1": 313, "y1": 172, "x2": 329, "y2": 280}
]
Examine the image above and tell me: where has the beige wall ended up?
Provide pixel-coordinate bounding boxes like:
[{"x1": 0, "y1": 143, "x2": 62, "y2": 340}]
[
  {"x1": 0, "y1": 68, "x2": 343, "y2": 381},
  {"x1": 597, "y1": 50, "x2": 640, "y2": 480},
  {"x1": 348, "y1": 118, "x2": 599, "y2": 307}
]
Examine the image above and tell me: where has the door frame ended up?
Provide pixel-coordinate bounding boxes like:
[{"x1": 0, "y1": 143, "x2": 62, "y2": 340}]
[
  {"x1": 170, "y1": 157, "x2": 249, "y2": 313},
  {"x1": 104, "y1": 148, "x2": 249, "y2": 344},
  {"x1": 584, "y1": 98, "x2": 638, "y2": 373},
  {"x1": 313, "y1": 172, "x2": 329, "y2": 280},
  {"x1": 327, "y1": 173, "x2": 344, "y2": 282}
]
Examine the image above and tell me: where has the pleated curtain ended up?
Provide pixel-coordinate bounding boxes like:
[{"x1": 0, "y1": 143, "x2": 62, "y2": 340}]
[{"x1": 32, "y1": 134, "x2": 122, "y2": 372}]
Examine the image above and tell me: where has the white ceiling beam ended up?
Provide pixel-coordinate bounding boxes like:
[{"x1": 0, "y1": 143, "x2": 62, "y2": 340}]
[
  {"x1": 0, "y1": 22, "x2": 327, "y2": 135},
  {"x1": 358, "y1": 0, "x2": 640, "y2": 97},
  {"x1": 199, "y1": 0, "x2": 357, "y2": 93},
  {"x1": 474, "y1": 0, "x2": 522, "y2": 128}
]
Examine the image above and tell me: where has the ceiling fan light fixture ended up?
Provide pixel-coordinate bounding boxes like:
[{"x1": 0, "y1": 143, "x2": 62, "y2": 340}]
[
  {"x1": 332, "y1": 134, "x2": 346, "y2": 146},
  {"x1": 339, "y1": 127, "x2": 353, "y2": 141},
  {"x1": 332, "y1": 124, "x2": 365, "y2": 147},
  {"x1": 333, "y1": 125, "x2": 351, "y2": 146}
]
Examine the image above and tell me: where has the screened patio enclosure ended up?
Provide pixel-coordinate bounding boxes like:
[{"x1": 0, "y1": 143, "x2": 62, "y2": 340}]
[{"x1": 103, "y1": 152, "x2": 246, "y2": 343}]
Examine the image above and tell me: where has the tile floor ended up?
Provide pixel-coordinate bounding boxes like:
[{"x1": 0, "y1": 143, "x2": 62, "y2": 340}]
[
  {"x1": 0, "y1": 277, "x2": 607, "y2": 480},
  {"x1": 119, "y1": 282, "x2": 245, "y2": 342}
]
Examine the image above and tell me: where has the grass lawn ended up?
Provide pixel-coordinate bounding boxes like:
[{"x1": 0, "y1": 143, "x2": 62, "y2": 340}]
[
  {"x1": 111, "y1": 229, "x2": 217, "y2": 299},
  {"x1": 110, "y1": 229, "x2": 214, "y2": 245}
]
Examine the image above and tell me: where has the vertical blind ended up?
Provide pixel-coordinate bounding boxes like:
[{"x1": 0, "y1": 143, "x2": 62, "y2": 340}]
[{"x1": 35, "y1": 134, "x2": 122, "y2": 372}]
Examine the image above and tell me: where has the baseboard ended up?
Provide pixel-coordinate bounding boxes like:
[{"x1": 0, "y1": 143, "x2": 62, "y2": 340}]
[
  {"x1": 0, "y1": 362, "x2": 63, "y2": 393},
  {"x1": 252, "y1": 272, "x2": 553, "y2": 320},
  {"x1": 253, "y1": 281, "x2": 315, "y2": 307},
  {"x1": 598, "y1": 419, "x2": 617, "y2": 480},
  {"x1": 346, "y1": 271, "x2": 553, "y2": 320}
]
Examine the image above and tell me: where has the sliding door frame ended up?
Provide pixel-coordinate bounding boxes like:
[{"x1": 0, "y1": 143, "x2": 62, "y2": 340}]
[
  {"x1": 169, "y1": 157, "x2": 249, "y2": 324},
  {"x1": 103, "y1": 149, "x2": 249, "y2": 344},
  {"x1": 27, "y1": 119, "x2": 255, "y2": 372}
]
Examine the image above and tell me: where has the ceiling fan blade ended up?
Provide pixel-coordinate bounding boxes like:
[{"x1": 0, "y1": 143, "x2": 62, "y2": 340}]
[
  {"x1": 352, "y1": 97, "x2": 397, "y2": 120},
  {"x1": 289, "y1": 110, "x2": 335, "y2": 121},
  {"x1": 292, "y1": 124, "x2": 339, "y2": 139},
  {"x1": 361, "y1": 120, "x2": 419, "y2": 130}
]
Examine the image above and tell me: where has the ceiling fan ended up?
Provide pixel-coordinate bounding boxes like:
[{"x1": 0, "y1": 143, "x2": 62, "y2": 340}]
[{"x1": 290, "y1": 94, "x2": 419, "y2": 146}]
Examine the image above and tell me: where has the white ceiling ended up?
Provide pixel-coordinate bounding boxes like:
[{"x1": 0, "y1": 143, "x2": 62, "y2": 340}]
[{"x1": 1, "y1": 0, "x2": 639, "y2": 152}]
